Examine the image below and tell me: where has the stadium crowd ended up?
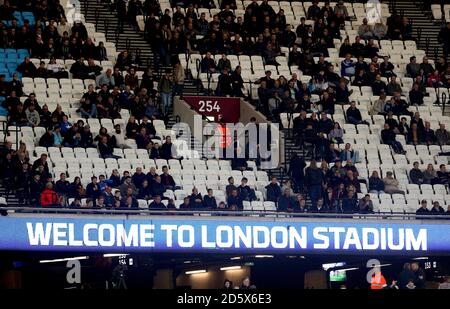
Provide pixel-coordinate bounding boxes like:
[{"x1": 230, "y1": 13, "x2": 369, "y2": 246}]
[{"x1": 0, "y1": 0, "x2": 448, "y2": 217}]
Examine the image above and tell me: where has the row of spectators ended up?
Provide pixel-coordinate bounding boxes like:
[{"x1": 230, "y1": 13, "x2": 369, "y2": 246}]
[
  {"x1": 2, "y1": 64, "x2": 182, "y2": 127},
  {"x1": 130, "y1": 0, "x2": 413, "y2": 67}
]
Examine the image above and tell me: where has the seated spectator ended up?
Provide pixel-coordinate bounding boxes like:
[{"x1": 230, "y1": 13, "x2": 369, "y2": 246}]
[
  {"x1": 420, "y1": 56, "x2": 434, "y2": 77},
  {"x1": 70, "y1": 57, "x2": 89, "y2": 79},
  {"x1": 346, "y1": 101, "x2": 370, "y2": 125},
  {"x1": 55, "y1": 173, "x2": 70, "y2": 197},
  {"x1": 423, "y1": 121, "x2": 436, "y2": 145},
  {"x1": 160, "y1": 166, "x2": 177, "y2": 190},
  {"x1": 341, "y1": 54, "x2": 355, "y2": 77},
  {"x1": 200, "y1": 52, "x2": 216, "y2": 73},
  {"x1": 237, "y1": 178, "x2": 256, "y2": 201},
  {"x1": 69, "y1": 198, "x2": 82, "y2": 208},
  {"x1": 225, "y1": 177, "x2": 237, "y2": 197},
  {"x1": 344, "y1": 170, "x2": 360, "y2": 193},
  {"x1": 277, "y1": 188, "x2": 297, "y2": 212},
  {"x1": 217, "y1": 54, "x2": 231, "y2": 73},
  {"x1": 98, "y1": 136, "x2": 120, "y2": 159},
  {"x1": 281, "y1": 180, "x2": 296, "y2": 197},
  {"x1": 342, "y1": 190, "x2": 358, "y2": 213},
  {"x1": 131, "y1": 167, "x2": 146, "y2": 190},
  {"x1": 149, "y1": 195, "x2": 166, "y2": 209},
  {"x1": 329, "y1": 122, "x2": 344, "y2": 144},
  {"x1": 339, "y1": 143, "x2": 360, "y2": 164},
  {"x1": 47, "y1": 57, "x2": 68, "y2": 79},
  {"x1": 227, "y1": 189, "x2": 243, "y2": 210},
  {"x1": 410, "y1": 112, "x2": 425, "y2": 131},
  {"x1": 335, "y1": 80, "x2": 352, "y2": 104},
  {"x1": 380, "y1": 56, "x2": 395, "y2": 78},
  {"x1": 25, "y1": 104, "x2": 40, "y2": 127},
  {"x1": 428, "y1": 70, "x2": 444, "y2": 87},
  {"x1": 386, "y1": 76, "x2": 402, "y2": 96},
  {"x1": 409, "y1": 83, "x2": 424, "y2": 105},
  {"x1": 151, "y1": 175, "x2": 166, "y2": 198},
  {"x1": 370, "y1": 92, "x2": 387, "y2": 116},
  {"x1": 120, "y1": 195, "x2": 138, "y2": 209},
  {"x1": 160, "y1": 136, "x2": 176, "y2": 160},
  {"x1": 430, "y1": 201, "x2": 445, "y2": 215},
  {"x1": 423, "y1": 164, "x2": 438, "y2": 185},
  {"x1": 382, "y1": 122, "x2": 407, "y2": 154},
  {"x1": 373, "y1": 22, "x2": 387, "y2": 40},
  {"x1": 310, "y1": 197, "x2": 328, "y2": 213},
  {"x1": 372, "y1": 74, "x2": 387, "y2": 95},
  {"x1": 40, "y1": 183, "x2": 58, "y2": 207},
  {"x1": 265, "y1": 176, "x2": 282, "y2": 203},
  {"x1": 86, "y1": 176, "x2": 101, "y2": 200},
  {"x1": 369, "y1": 171, "x2": 385, "y2": 194},
  {"x1": 97, "y1": 69, "x2": 115, "y2": 88},
  {"x1": 407, "y1": 123, "x2": 423, "y2": 145},
  {"x1": 179, "y1": 197, "x2": 191, "y2": 209},
  {"x1": 416, "y1": 200, "x2": 430, "y2": 215},
  {"x1": 358, "y1": 18, "x2": 373, "y2": 40},
  {"x1": 353, "y1": 68, "x2": 369, "y2": 88},
  {"x1": 383, "y1": 171, "x2": 405, "y2": 194},
  {"x1": 17, "y1": 57, "x2": 37, "y2": 78},
  {"x1": 137, "y1": 180, "x2": 152, "y2": 200},
  {"x1": 189, "y1": 187, "x2": 204, "y2": 208},
  {"x1": 293, "y1": 194, "x2": 307, "y2": 213},
  {"x1": 398, "y1": 117, "x2": 410, "y2": 136},
  {"x1": 102, "y1": 186, "x2": 116, "y2": 208},
  {"x1": 436, "y1": 124, "x2": 450, "y2": 145},
  {"x1": 79, "y1": 100, "x2": 97, "y2": 119},
  {"x1": 358, "y1": 194, "x2": 374, "y2": 213},
  {"x1": 39, "y1": 127, "x2": 55, "y2": 147},
  {"x1": 95, "y1": 196, "x2": 106, "y2": 208},
  {"x1": 203, "y1": 189, "x2": 218, "y2": 209},
  {"x1": 437, "y1": 164, "x2": 449, "y2": 185},
  {"x1": 406, "y1": 56, "x2": 420, "y2": 78},
  {"x1": 410, "y1": 162, "x2": 425, "y2": 185},
  {"x1": 136, "y1": 127, "x2": 152, "y2": 150},
  {"x1": 120, "y1": 176, "x2": 138, "y2": 197},
  {"x1": 318, "y1": 112, "x2": 334, "y2": 134}
]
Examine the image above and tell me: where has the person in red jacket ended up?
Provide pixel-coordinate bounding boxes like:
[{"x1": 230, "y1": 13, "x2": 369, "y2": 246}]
[{"x1": 40, "y1": 183, "x2": 59, "y2": 207}]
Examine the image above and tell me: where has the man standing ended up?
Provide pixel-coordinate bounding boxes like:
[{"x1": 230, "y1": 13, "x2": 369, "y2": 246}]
[{"x1": 158, "y1": 70, "x2": 173, "y2": 117}]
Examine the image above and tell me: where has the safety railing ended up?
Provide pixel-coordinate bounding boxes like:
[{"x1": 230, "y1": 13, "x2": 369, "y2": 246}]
[{"x1": 1, "y1": 206, "x2": 448, "y2": 221}]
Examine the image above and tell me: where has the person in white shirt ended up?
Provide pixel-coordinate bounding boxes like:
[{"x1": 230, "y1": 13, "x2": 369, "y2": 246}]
[
  {"x1": 57, "y1": 17, "x2": 72, "y2": 37},
  {"x1": 111, "y1": 124, "x2": 130, "y2": 149},
  {"x1": 47, "y1": 57, "x2": 68, "y2": 78}
]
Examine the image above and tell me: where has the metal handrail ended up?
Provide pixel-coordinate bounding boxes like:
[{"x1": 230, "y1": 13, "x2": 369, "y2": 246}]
[
  {"x1": 94, "y1": 8, "x2": 100, "y2": 27},
  {"x1": 195, "y1": 58, "x2": 201, "y2": 95},
  {"x1": 185, "y1": 50, "x2": 191, "y2": 73},
  {"x1": 104, "y1": 19, "x2": 109, "y2": 40},
  {"x1": 207, "y1": 71, "x2": 212, "y2": 93},
  {"x1": 0, "y1": 206, "x2": 448, "y2": 221},
  {"x1": 442, "y1": 92, "x2": 447, "y2": 115}
]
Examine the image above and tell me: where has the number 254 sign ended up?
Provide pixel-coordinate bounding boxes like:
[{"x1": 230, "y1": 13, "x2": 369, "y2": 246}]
[
  {"x1": 198, "y1": 100, "x2": 221, "y2": 112},
  {"x1": 183, "y1": 96, "x2": 241, "y2": 123}
]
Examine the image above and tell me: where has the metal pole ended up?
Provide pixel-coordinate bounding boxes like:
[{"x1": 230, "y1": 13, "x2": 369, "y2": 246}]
[
  {"x1": 196, "y1": 58, "x2": 201, "y2": 95},
  {"x1": 442, "y1": 92, "x2": 447, "y2": 115}
]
